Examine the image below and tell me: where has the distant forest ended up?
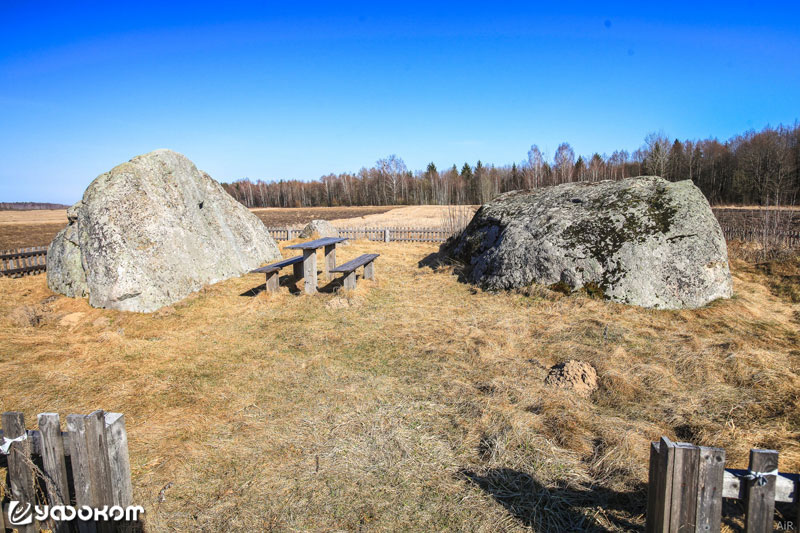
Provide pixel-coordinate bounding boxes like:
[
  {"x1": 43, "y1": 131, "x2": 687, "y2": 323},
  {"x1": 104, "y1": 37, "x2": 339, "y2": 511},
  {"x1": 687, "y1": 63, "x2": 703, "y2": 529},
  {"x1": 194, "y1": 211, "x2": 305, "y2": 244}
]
[
  {"x1": 0, "y1": 202, "x2": 69, "y2": 210},
  {"x1": 223, "y1": 123, "x2": 800, "y2": 208}
]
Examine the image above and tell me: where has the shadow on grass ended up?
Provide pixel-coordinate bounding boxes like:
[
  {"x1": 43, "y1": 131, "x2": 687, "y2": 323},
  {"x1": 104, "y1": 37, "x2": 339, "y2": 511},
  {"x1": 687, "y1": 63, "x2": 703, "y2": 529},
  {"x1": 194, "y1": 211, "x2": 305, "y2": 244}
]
[
  {"x1": 460, "y1": 468, "x2": 646, "y2": 532},
  {"x1": 240, "y1": 273, "x2": 348, "y2": 297}
]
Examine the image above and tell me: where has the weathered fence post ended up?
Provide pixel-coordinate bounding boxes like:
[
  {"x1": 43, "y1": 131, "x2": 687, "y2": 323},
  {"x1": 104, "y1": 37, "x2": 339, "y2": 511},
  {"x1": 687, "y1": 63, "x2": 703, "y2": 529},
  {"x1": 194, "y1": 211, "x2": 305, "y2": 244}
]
[
  {"x1": 38, "y1": 413, "x2": 71, "y2": 532},
  {"x1": 104, "y1": 412, "x2": 133, "y2": 507},
  {"x1": 2, "y1": 411, "x2": 37, "y2": 533},
  {"x1": 2, "y1": 410, "x2": 134, "y2": 531},
  {"x1": 695, "y1": 446, "x2": 725, "y2": 533},
  {"x1": 743, "y1": 449, "x2": 779, "y2": 533},
  {"x1": 384, "y1": 228, "x2": 390, "y2": 242},
  {"x1": 647, "y1": 438, "x2": 789, "y2": 532}
]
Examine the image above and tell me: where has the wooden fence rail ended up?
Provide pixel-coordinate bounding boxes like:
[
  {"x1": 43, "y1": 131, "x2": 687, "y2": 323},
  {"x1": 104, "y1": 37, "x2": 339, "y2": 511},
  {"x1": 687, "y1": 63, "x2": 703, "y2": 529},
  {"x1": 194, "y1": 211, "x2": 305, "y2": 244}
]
[
  {"x1": 0, "y1": 410, "x2": 135, "y2": 532},
  {"x1": 0, "y1": 246, "x2": 48, "y2": 277},
  {"x1": 646, "y1": 436, "x2": 798, "y2": 532},
  {"x1": 264, "y1": 226, "x2": 453, "y2": 243}
]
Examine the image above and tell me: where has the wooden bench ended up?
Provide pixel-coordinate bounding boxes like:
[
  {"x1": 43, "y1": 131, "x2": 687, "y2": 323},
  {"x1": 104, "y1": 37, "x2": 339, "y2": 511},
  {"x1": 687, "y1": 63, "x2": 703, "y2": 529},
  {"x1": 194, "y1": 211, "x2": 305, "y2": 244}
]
[
  {"x1": 251, "y1": 256, "x2": 304, "y2": 292},
  {"x1": 329, "y1": 254, "x2": 379, "y2": 290}
]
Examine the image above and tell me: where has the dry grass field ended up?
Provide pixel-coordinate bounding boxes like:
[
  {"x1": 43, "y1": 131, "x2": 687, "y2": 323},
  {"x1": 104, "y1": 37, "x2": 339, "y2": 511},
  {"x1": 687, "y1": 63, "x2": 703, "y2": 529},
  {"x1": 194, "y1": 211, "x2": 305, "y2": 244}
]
[{"x1": 1, "y1": 238, "x2": 799, "y2": 531}]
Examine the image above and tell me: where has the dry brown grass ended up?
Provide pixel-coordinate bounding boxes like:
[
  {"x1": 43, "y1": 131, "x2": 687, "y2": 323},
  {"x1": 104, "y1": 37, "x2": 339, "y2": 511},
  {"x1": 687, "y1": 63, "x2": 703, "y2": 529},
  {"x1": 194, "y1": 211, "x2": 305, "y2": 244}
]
[{"x1": 0, "y1": 242, "x2": 798, "y2": 531}]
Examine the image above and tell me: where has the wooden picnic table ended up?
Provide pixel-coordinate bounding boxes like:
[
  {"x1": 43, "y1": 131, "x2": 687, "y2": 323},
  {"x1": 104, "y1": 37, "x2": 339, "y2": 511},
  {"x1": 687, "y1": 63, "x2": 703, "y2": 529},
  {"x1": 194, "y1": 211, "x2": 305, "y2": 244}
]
[{"x1": 286, "y1": 237, "x2": 348, "y2": 294}]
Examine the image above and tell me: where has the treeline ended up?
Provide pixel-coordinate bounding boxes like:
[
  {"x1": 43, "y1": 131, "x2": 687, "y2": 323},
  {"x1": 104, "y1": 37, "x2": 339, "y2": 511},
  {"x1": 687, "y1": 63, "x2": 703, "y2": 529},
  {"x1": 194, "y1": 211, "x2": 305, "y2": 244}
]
[
  {"x1": 0, "y1": 202, "x2": 69, "y2": 210},
  {"x1": 222, "y1": 123, "x2": 800, "y2": 208}
]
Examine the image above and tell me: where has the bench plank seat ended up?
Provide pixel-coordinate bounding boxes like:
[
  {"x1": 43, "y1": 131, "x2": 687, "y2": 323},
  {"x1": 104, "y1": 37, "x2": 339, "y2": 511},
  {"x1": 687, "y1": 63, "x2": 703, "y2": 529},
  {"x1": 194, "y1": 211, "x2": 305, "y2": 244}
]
[
  {"x1": 330, "y1": 254, "x2": 380, "y2": 273},
  {"x1": 250, "y1": 255, "x2": 304, "y2": 274}
]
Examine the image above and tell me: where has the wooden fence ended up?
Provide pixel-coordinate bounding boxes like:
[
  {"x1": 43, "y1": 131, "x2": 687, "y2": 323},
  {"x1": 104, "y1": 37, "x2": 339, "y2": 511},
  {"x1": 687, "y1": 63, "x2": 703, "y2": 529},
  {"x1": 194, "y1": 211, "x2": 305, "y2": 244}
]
[
  {"x1": 0, "y1": 410, "x2": 135, "y2": 532},
  {"x1": 646, "y1": 436, "x2": 798, "y2": 532},
  {"x1": 0, "y1": 247, "x2": 48, "y2": 277},
  {"x1": 265, "y1": 226, "x2": 452, "y2": 243},
  {"x1": 717, "y1": 225, "x2": 800, "y2": 248}
]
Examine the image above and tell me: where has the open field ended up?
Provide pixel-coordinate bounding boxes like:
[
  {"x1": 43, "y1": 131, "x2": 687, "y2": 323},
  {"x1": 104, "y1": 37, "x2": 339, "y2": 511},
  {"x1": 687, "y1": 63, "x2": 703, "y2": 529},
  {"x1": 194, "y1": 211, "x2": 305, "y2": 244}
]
[
  {"x1": 329, "y1": 205, "x2": 479, "y2": 228},
  {"x1": 250, "y1": 206, "x2": 396, "y2": 228},
  {"x1": 1, "y1": 240, "x2": 799, "y2": 531}
]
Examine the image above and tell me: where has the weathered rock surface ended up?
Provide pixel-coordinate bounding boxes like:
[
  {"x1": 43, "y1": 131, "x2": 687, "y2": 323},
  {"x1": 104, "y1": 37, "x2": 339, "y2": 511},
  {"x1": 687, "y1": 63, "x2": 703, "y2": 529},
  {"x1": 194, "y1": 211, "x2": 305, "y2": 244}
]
[
  {"x1": 443, "y1": 177, "x2": 733, "y2": 309},
  {"x1": 299, "y1": 219, "x2": 339, "y2": 239},
  {"x1": 47, "y1": 149, "x2": 281, "y2": 312}
]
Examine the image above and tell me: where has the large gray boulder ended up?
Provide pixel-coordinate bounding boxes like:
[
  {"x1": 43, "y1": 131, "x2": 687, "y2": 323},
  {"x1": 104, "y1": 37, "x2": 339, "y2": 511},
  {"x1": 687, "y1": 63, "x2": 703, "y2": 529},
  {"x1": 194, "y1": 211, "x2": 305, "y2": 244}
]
[
  {"x1": 443, "y1": 177, "x2": 733, "y2": 309},
  {"x1": 299, "y1": 219, "x2": 339, "y2": 239},
  {"x1": 47, "y1": 149, "x2": 281, "y2": 312}
]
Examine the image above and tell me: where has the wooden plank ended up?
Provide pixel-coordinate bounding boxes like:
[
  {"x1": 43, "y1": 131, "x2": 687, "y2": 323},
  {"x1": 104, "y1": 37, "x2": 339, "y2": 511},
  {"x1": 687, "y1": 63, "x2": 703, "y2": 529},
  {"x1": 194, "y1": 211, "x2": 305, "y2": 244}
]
[
  {"x1": 695, "y1": 446, "x2": 725, "y2": 533},
  {"x1": 303, "y1": 249, "x2": 317, "y2": 295},
  {"x1": 743, "y1": 448, "x2": 779, "y2": 533},
  {"x1": 646, "y1": 441, "x2": 661, "y2": 533},
  {"x1": 286, "y1": 237, "x2": 347, "y2": 250},
  {"x1": 0, "y1": 428, "x2": 72, "y2": 457},
  {"x1": 2, "y1": 412, "x2": 37, "y2": 533},
  {"x1": 329, "y1": 254, "x2": 380, "y2": 273},
  {"x1": 669, "y1": 442, "x2": 699, "y2": 532},
  {"x1": 67, "y1": 414, "x2": 98, "y2": 533},
  {"x1": 265, "y1": 271, "x2": 279, "y2": 292},
  {"x1": 342, "y1": 271, "x2": 357, "y2": 290},
  {"x1": 364, "y1": 259, "x2": 375, "y2": 280},
  {"x1": 0, "y1": 249, "x2": 48, "y2": 260},
  {"x1": 85, "y1": 410, "x2": 114, "y2": 507},
  {"x1": 104, "y1": 412, "x2": 133, "y2": 507},
  {"x1": 653, "y1": 436, "x2": 676, "y2": 532},
  {"x1": 250, "y1": 255, "x2": 303, "y2": 274},
  {"x1": 38, "y1": 413, "x2": 71, "y2": 533},
  {"x1": 323, "y1": 244, "x2": 336, "y2": 279}
]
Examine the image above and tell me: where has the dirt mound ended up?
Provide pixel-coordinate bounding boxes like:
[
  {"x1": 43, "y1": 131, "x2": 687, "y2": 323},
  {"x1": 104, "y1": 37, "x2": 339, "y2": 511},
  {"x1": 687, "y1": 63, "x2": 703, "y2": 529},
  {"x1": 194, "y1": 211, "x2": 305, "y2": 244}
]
[
  {"x1": 545, "y1": 360, "x2": 598, "y2": 397},
  {"x1": 8, "y1": 304, "x2": 53, "y2": 327},
  {"x1": 325, "y1": 295, "x2": 364, "y2": 310}
]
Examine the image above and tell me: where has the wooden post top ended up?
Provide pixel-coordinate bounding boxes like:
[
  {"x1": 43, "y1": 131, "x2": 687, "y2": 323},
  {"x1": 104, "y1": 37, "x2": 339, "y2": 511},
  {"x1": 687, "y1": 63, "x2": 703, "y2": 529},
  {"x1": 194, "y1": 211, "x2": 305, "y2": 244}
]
[{"x1": 286, "y1": 237, "x2": 348, "y2": 250}]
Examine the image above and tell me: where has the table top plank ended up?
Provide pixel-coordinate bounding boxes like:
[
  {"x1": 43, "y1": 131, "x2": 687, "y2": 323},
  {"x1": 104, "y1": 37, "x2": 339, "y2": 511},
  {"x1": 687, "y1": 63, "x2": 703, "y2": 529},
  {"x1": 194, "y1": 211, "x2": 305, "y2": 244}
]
[{"x1": 286, "y1": 237, "x2": 348, "y2": 250}]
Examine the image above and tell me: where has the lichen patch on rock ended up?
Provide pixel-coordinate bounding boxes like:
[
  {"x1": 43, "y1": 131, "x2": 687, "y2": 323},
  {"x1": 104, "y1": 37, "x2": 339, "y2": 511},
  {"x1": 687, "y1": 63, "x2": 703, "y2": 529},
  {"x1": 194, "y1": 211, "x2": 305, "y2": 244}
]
[{"x1": 443, "y1": 176, "x2": 733, "y2": 309}]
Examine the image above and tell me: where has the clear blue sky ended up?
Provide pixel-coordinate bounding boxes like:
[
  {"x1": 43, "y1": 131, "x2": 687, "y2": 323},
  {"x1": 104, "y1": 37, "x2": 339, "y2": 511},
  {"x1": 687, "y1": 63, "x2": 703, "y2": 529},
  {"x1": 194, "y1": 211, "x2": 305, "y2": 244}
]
[{"x1": 1, "y1": 1, "x2": 798, "y2": 204}]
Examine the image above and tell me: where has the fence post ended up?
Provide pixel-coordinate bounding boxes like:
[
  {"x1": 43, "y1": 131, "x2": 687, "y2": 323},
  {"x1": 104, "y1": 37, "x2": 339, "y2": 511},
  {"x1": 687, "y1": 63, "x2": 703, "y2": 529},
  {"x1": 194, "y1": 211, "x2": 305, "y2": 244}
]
[
  {"x1": 694, "y1": 446, "x2": 725, "y2": 533},
  {"x1": 103, "y1": 412, "x2": 132, "y2": 507},
  {"x1": 648, "y1": 436, "x2": 676, "y2": 532},
  {"x1": 66, "y1": 414, "x2": 97, "y2": 533},
  {"x1": 647, "y1": 438, "x2": 701, "y2": 533},
  {"x1": 2, "y1": 411, "x2": 37, "y2": 533},
  {"x1": 384, "y1": 228, "x2": 390, "y2": 243},
  {"x1": 669, "y1": 442, "x2": 700, "y2": 532},
  {"x1": 38, "y1": 413, "x2": 71, "y2": 530},
  {"x1": 646, "y1": 441, "x2": 661, "y2": 532},
  {"x1": 743, "y1": 448, "x2": 779, "y2": 533}
]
